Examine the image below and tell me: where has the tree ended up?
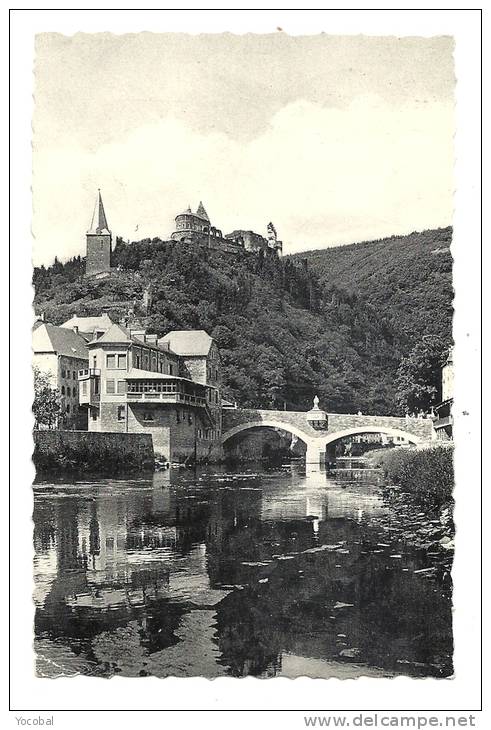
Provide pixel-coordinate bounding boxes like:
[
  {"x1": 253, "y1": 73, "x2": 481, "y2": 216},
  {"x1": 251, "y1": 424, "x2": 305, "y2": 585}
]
[
  {"x1": 395, "y1": 336, "x2": 448, "y2": 414},
  {"x1": 32, "y1": 367, "x2": 61, "y2": 429}
]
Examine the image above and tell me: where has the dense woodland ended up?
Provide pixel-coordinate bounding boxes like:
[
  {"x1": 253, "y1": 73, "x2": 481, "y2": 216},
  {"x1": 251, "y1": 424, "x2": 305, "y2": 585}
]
[
  {"x1": 294, "y1": 227, "x2": 454, "y2": 413},
  {"x1": 33, "y1": 228, "x2": 453, "y2": 415},
  {"x1": 294, "y1": 227, "x2": 453, "y2": 354}
]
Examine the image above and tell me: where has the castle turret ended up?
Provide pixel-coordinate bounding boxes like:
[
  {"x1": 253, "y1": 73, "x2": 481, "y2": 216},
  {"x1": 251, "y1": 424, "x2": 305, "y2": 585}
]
[
  {"x1": 172, "y1": 202, "x2": 212, "y2": 242},
  {"x1": 196, "y1": 201, "x2": 210, "y2": 222},
  {"x1": 86, "y1": 190, "x2": 112, "y2": 276}
]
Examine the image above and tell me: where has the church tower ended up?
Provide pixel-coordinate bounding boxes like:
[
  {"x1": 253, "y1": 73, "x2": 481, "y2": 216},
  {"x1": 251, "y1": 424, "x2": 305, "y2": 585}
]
[{"x1": 86, "y1": 190, "x2": 112, "y2": 276}]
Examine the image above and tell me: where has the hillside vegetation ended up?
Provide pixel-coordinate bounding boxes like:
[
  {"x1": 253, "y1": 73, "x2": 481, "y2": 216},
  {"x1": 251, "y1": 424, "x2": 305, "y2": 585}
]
[
  {"x1": 33, "y1": 228, "x2": 453, "y2": 415},
  {"x1": 293, "y1": 227, "x2": 453, "y2": 353}
]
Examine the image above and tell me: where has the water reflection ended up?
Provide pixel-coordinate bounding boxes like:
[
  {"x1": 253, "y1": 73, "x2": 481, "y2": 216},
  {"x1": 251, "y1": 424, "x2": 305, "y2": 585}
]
[{"x1": 33, "y1": 465, "x2": 453, "y2": 678}]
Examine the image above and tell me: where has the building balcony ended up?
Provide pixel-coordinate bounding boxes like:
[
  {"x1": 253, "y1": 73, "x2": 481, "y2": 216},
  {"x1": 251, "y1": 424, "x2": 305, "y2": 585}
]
[
  {"x1": 78, "y1": 369, "x2": 101, "y2": 406},
  {"x1": 126, "y1": 390, "x2": 206, "y2": 407},
  {"x1": 78, "y1": 368, "x2": 101, "y2": 380}
]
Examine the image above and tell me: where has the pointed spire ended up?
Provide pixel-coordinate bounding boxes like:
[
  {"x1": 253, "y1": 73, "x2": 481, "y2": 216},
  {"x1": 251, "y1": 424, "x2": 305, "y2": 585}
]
[
  {"x1": 196, "y1": 201, "x2": 209, "y2": 222},
  {"x1": 88, "y1": 189, "x2": 110, "y2": 234}
]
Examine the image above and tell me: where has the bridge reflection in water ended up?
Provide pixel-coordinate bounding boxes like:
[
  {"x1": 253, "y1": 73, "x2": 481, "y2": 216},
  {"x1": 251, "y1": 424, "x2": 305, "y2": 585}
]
[{"x1": 33, "y1": 465, "x2": 452, "y2": 679}]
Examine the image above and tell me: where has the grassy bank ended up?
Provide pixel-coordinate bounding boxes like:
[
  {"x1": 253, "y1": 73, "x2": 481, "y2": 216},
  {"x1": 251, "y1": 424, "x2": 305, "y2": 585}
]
[{"x1": 366, "y1": 444, "x2": 454, "y2": 510}]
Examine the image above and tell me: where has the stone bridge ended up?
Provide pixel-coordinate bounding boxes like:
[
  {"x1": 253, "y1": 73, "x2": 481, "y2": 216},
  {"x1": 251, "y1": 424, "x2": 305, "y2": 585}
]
[{"x1": 221, "y1": 408, "x2": 435, "y2": 463}]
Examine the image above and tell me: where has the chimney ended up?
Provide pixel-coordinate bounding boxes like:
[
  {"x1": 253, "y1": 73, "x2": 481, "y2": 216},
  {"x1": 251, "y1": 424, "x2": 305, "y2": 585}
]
[
  {"x1": 130, "y1": 327, "x2": 146, "y2": 341},
  {"x1": 145, "y1": 334, "x2": 158, "y2": 345}
]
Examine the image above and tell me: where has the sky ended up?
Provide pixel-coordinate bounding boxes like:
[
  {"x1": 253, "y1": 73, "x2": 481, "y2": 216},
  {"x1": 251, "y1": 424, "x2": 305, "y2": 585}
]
[{"x1": 32, "y1": 32, "x2": 455, "y2": 265}]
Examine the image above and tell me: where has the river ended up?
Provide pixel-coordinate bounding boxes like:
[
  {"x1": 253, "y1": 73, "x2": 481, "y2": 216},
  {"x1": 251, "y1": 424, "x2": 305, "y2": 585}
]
[{"x1": 33, "y1": 463, "x2": 453, "y2": 679}]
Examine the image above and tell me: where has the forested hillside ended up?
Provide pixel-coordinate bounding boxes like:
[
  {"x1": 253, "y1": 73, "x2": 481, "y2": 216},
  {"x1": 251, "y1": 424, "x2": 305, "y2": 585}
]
[
  {"x1": 292, "y1": 227, "x2": 453, "y2": 353},
  {"x1": 33, "y1": 229, "x2": 453, "y2": 415}
]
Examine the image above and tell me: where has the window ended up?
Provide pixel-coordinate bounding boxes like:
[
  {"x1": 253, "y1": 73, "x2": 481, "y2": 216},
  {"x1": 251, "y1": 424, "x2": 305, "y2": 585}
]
[
  {"x1": 117, "y1": 380, "x2": 126, "y2": 394},
  {"x1": 61, "y1": 369, "x2": 66, "y2": 378},
  {"x1": 117, "y1": 405, "x2": 125, "y2": 422},
  {"x1": 135, "y1": 355, "x2": 140, "y2": 369},
  {"x1": 66, "y1": 404, "x2": 70, "y2": 413},
  {"x1": 91, "y1": 409, "x2": 97, "y2": 420},
  {"x1": 143, "y1": 411, "x2": 154, "y2": 422},
  {"x1": 61, "y1": 386, "x2": 65, "y2": 395},
  {"x1": 92, "y1": 356, "x2": 97, "y2": 368},
  {"x1": 67, "y1": 370, "x2": 71, "y2": 379},
  {"x1": 82, "y1": 381, "x2": 87, "y2": 395},
  {"x1": 106, "y1": 353, "x2": 127, "y2": 369},
  {"x1": 106, "y1": 379, "x2": 115, "y2": 394},
  {"x1": 169, "y1": 364, "x2": 174, "y2": 375},
  {"x1": 94, "y1": 378, "x2": 99, "y2": 394},
  {"x1": 66, "y1": 386, "x2": 71, "y2": 397},
  {"x1": 73, "y1": 371, "x2": 76, "y2": 380}
]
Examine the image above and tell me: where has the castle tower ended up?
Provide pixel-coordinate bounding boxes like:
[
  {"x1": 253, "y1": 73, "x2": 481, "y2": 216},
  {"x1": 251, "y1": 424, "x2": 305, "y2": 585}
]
[
  {"x1": 86, "y1": 190, "x2": 112, "y2": 276},
  {"x1": 196, "y1": 201, "x2": 210, "y2": 222},
  {"x1": 267, "y1": 221, "x2": 283, "y2": 256}
]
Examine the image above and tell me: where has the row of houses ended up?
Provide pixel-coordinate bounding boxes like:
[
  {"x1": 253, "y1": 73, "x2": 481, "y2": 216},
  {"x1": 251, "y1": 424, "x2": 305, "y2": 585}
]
[{"x1": 32, "y1": 314, "x2": 225, "y2": 463}]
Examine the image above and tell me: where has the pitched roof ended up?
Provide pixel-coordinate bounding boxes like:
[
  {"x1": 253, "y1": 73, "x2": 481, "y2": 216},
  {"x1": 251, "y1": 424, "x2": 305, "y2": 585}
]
[
  {"x1": 86, "y1": 322, "x2": 179, "y2": 356},
  {"x1": 159, "y1": 330, "x2": 213, "y2": 356},
  {"x1": 124, "y1": 368, "x2": 197, "y2": 383},
  {"x1": 91, "y1": 322, "x2": 133, "y2": 344},
  {"x1": 60, "y1": 313, "x2": 114, "y2": 334},
  {"x1": 32, "y1": 323, "x2": 89, "y2": 359},
  {"x1": 87, "y1": 190, "x2": 110, "y2": 235},
  {"x1": 195, "y1": 201, "x2": 210, "y2": 222}
]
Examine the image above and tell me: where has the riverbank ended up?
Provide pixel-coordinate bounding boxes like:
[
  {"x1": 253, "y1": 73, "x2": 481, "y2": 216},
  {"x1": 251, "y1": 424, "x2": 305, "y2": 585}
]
[
  {"x1": 364, "y1": 444, "x2": 454, "y2": 581},
  {"x1": 365, "y1": 444, "x2": 454, "y2": 510}
]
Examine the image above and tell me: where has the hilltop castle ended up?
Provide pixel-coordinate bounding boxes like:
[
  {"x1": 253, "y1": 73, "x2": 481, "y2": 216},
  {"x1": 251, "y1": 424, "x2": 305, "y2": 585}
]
[
  {"x1": 85, "y1": 192, "x2": 282, "y2": 277},
  {"x1": 171, "y1": 201, "x2": 283, "y2": 256}
]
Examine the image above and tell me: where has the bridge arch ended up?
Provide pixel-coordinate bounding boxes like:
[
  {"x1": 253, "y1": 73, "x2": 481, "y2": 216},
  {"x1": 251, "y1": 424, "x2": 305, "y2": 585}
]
[
  {"x1": 222, "y1": 421, "x2": 424, "y2": 464},
  {"x1": 221, "y1": 419, "x2": 313, "y2": 448},
  {"x1": 319, "y1": 426, "x2": 422, "y2": 448}
]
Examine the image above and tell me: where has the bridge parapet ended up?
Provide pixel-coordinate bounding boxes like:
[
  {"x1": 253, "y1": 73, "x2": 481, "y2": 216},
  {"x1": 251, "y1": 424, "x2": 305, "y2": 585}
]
[{"x1": 222, "y1": 408, "x2": 434, "y2": 449}]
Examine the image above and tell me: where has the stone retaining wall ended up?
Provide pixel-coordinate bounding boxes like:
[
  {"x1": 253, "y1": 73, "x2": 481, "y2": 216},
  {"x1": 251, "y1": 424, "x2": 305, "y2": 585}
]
[{"x1": 33, "y1": 429, "x2": 154, "y2": 474}]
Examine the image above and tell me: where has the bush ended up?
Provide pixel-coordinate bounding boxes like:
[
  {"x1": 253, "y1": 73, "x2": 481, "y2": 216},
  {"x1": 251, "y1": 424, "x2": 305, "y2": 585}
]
[{"x1": 373, "y1": 445, "x2": 454, "y2": 509}]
